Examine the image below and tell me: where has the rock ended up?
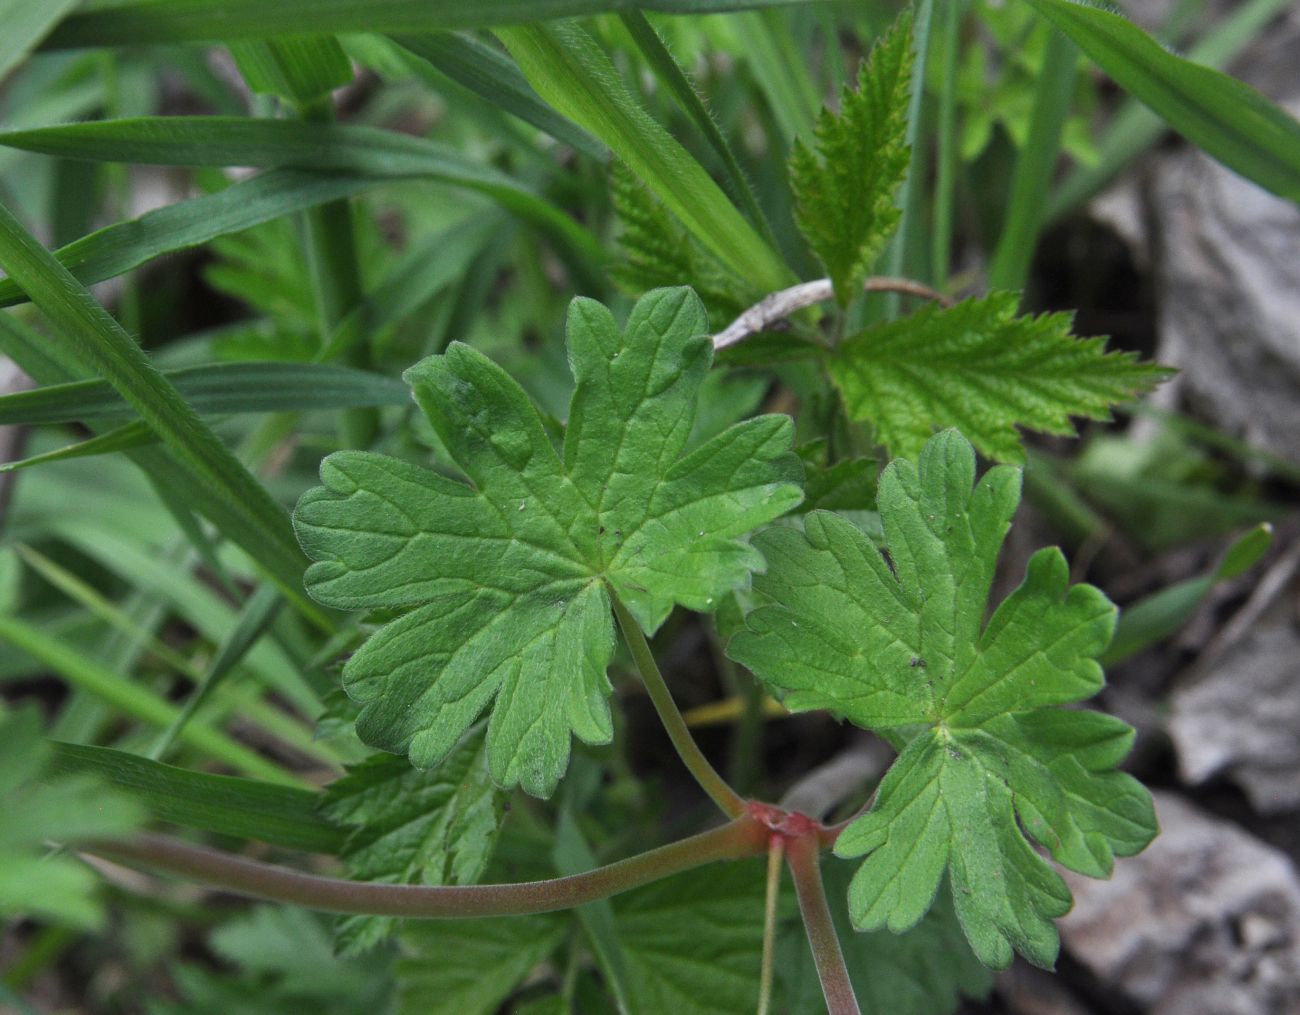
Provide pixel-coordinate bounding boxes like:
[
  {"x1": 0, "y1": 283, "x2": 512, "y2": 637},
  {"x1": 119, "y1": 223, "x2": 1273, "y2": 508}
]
[
  {"x1": 1169, "y1": 586, "x2": 1300, "y2": 813},
  {"x1": 1149, "y1": 122, "x2": 1300, "y2": 465},
  {"x1": 1061, "y1": 792, "x2": 1300, "y2": 1014}
]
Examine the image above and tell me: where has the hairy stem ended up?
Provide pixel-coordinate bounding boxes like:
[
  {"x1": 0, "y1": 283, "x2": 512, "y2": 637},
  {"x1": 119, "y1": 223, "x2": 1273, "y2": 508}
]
[
  {"x1": 757, "y1": 834, "x2": 784, "y2": 1015},
  {"x1": 611, "y1": 592, "x2": 747, "y2": 818},
  {"x1": 86, "y1": 816, "x2": 768, "y2": 919},
  {"x1": 713, "y1": 276, "x2": 952, "y2": 350},
  {"x1": 787, "y1": 834, "x2": 860, "y2": 1015}
]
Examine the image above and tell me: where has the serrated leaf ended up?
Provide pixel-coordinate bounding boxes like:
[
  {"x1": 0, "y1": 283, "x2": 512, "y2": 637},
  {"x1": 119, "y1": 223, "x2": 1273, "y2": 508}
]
[
  {"x1": 0, "y1": 706, "x2": 143, "y2": 928},
  {"x1": 160, "y1": 907, "x2": 391, "y2": 1015},
  {"x1": 828, "y1": 291, "x2": 1172, "y2": 463},
  {"x1": 612, "y1": 860, "x2": 768, "y2": 1015},
  {"x1": 319, "y1": 727, "x2": 504, "y2": 954},
  {"x1": 789, "y1": 14, "x2": 913, "y2": 305},
  {"x1": 611, "y1": 163, "x2": 758, "y2": 329},
  {"x1": 397, "y1": 913, "x2": 566, "y2": 1015},
  {"x1": 729, "y1": 430, "x2": 1157, "y2": 968},
  {"x1": 295, "y1": 286, "x2": 803, "y2": 797}
]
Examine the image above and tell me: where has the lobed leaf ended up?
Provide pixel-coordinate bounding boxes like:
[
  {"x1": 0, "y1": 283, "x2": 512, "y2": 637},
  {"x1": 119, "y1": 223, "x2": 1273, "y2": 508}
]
[
  {"x1": 828, "y1": 291, "x2": 1172, "y2": 463},
  {"x1": 295, "y1": 287, "x2": 802, "y2": 797},
  {"x1": 729, "y1": 430, "x2": 1157, "y2": 968}
]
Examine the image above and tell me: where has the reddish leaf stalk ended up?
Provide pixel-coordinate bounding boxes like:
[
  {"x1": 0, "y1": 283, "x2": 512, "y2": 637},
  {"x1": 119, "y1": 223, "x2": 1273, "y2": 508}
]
[
  {"x1": 787, "y1": 831, "x2": 861, "y2": 1015},
  {"x1": 86, "y1": 814, "x2": 770, "y2": 919}
]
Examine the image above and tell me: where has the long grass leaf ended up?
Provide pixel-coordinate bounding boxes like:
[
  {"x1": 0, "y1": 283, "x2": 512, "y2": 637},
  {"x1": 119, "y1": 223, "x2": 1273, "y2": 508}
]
[
  {"x1": 618, "y1": 11, "x2": 774, "y2": 244},
  {"x1": 150, "y1": 585, "x2": 284, "y2": 762},
  {"x1": 45, "y1": 1, "x2": 825, "y2": 49},
  {"x1": 0, "y1": 613, "x2": 296, "y2": 784},
  {"x1": 0, "y1": 117, "x2": 605, "y2": 264},
  {"x1": 1047, "y1": 0, "x2": 1293, "y2": 218},
  {"x1": 498, "y1": 20, "x2": 790, "y2": 291},
  {"x1": 1025, "y1": 0, "x2": 1300, "y2": 203},
  {"x1": 0, "y1": 422, "x2": 152, "y2": 473},
  {"x1": 0, "y1": 197, "x2": 316, "y2": 621},
  {"x1": 987, "y1": 29, "x2": 1077, "y2": 293},
  {"x1": 0, "y1": 169, "x2": 388, "y2": 309},
  {"x1": 48, "y1": 743, "x2": 341, "y2": 852},
  {"x1": 390, "y1": 32, "x2": 604, "y2": 159},
  {"x1": 0, "y1": 0, "x2": 79, "y2": 80},
  {"x1": 0, "y1": 362, "x2": 410, "y2": 426}
]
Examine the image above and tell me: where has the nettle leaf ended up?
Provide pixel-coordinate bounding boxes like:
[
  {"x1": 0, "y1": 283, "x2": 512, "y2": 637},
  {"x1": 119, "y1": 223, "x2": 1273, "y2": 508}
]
[
  {"x1": 611, "y1": 164, "x2": 758, "y2": 329},
  {"x1": 790, "y1": 13, "x2": 912, "y2": 306},
  {"x1": 829, "y1": 291, "x2": 1172, "y2": 463},
  {"x1": 398, "y1": 912, "x2": 566, "y2": 1015},
  {"x1": 295, "y1": 287, "x2": 803, "y2": 797},
  {"x1": 319, "y1": 726, "x2": 504, "y2": 955},
  {"x1": 729, "y1": 430, "x2": 1157, "y2": 968},
  {"x1": 612, "y1": 860, "x2": 771, "y2": 1015}
]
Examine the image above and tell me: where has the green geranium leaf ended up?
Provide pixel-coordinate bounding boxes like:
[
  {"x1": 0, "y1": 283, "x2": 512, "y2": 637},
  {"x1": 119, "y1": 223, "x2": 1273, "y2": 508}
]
[
  {"x1": 790, "y1": 13, "x2": 913, "y2": 306},
  {"x1": 319, "y1": 726, "x2": 504, "y2": 955},
  {"x1": 828, "y1": 291, "x2": 1172, "y2": 463},
  {"x1": 728, "y1": 430, "x2": 1156, "y2": 968},
  {"x1": 295, "y1": 286, "x2": 803, "y2": 798}
]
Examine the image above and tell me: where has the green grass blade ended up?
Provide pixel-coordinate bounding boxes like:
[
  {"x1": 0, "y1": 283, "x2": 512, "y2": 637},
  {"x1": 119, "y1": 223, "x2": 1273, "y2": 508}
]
[
  {"x1": 986, "y1": 29, "x2": 1077, "y2": 293},
  {"x1": 617, "y1": 12, "x2": 775, "y2": 244},
  {"x1": 0, "y1": 362, "x2": 411, "y2": 426},
  {"x1": 0, "y1": 422, "x2": 152, "y2": 473},
  {"x1": 732, "y1": 10, "x2": 820, "y2": 143},
  {"x1": 498, "y1": 20, "x2": 790, "y2": 291},
  {"x1": 0, "y1": 612, "x2": 296, "y2": 784},
  {"x1": 0, "y1": 116, "x2": 605, "y2": 265},
  {"x1": 390, "y1": 32, "x2": 605, "y2": 159},
  {"x1": 150, "y1": 585, "x2": 284, "y2": 762},
  {"x1": 1103, "y1": 523, "x2": 1273, "y2": 665},
  {"x1": 0, "y1": 197, "x2": 316, "y2": 621},
  {"x1": 318, "y1": 211, "x2": 504, "y2": 363},
  {"x1": 48, "y1": 743, "x2": 341, "y2": 852},
  {"x1": 0, "y1": 0, "x2": 78, "y2": 79},
  {"x1": 229, "y1": 36, "x2": 353, "y2": 104},
  {"x1": 1025, "y1": 0, "x2": 1300, "y2": 204},
  {"x1": 0, "y1": 169, "x2": 389, "y2": 309},
  {"x1": 1047, "y1": 0, "x2": 1293, "y2": 218},
  {"x1": 44, "y1": 1, "x2": 826, "y2": 49}
]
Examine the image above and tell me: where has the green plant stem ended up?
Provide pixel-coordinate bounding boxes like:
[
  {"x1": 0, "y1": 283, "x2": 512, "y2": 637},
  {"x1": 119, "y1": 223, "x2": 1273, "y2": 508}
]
[
  {"x1": 611, "y1": 592, "x2": 747, "y2": 819},
  {"x1": 787, "y1": 834, "x2": 860, "y2": 1015},
  {"x1": 757, "y1": 834, "x2": 784, "y2": 1015},
  {"x1": 88, "y1": 816, "x2": 769, "y2": 918}
]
